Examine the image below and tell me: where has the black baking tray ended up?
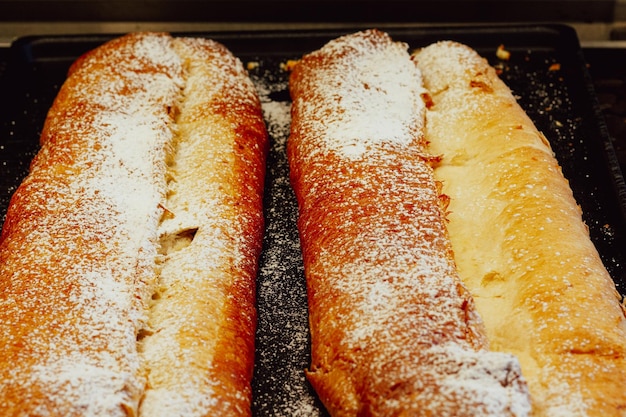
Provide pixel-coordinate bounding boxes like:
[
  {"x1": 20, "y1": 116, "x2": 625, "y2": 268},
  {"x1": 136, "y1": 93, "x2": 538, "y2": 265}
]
[{"x1": 1, "y1": 24, "x2": 625, "y2": 416}]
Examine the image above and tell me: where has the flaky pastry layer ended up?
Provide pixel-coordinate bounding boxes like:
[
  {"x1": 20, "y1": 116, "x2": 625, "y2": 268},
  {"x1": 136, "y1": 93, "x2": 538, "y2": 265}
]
[
  {"x1": 414, "y1": 40, "x2": 626, "y2": 417},
  {"x1": 0, "y1": 33, "x2": 267, "y2": 416},
  {"x1": 288, "y1": 29, "x2": 531, "y2": 417}
]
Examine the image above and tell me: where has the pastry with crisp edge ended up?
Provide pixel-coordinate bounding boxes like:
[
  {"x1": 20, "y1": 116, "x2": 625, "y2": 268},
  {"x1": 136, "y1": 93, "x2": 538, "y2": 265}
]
[
  {"x1": 287, "y1": 29, "x2": 532, "y2": 416},
  {"x1": 0, "y1": 32, "x2": 267, "y2": 416},
  {"x1": 414, "y1": 40, "x2": 626, "y2": 417}
]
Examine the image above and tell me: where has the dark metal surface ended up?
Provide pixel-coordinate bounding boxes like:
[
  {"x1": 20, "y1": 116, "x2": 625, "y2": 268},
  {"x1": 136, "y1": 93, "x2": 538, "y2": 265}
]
[
  {"x1": 584, "y1": 47, "x2": 626, "y2": 174},
  {"x1": 0, "y1": 24, "x2": 625, "y2": 416}
]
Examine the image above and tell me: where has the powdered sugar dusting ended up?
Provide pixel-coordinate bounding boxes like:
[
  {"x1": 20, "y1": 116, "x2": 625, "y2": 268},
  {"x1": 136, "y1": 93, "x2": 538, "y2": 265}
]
[
  {"x1": 249, "y1": 60, "x2": 325, "y2": 416},
  {"x1": 289, "y1": 29, "x2": 531, "y2": 415},
  {"x1": 426, "y1": 343, "x2": 531, "y2": 416},
  {"x1": 138, "y1": 36, "x2": 266, "y2": 416},
  {"x1": 291, "y1": 29, "x2": 425, "y2": 159},
  {"x1": 416, "y1": 40, "x2": 626, "y2": 417},
  {"x1": 0, "y1": 32, "x2": 270, "y2": 416},
  {"x1": 0, "y1": 33, "x2": 183, "y2": 415}
]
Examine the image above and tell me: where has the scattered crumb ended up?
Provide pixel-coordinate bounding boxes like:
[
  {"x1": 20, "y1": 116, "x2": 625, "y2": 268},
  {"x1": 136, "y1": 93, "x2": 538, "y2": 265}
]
[
  {"x1": 280, "y1": 60, "x2": 299, "y2": 72},
  {"x1": 549, "y1": 63, "x2": 561, "y2": 72},
  {"x1": 496, "y1": 44, "x2": 511, "y2": 61}
]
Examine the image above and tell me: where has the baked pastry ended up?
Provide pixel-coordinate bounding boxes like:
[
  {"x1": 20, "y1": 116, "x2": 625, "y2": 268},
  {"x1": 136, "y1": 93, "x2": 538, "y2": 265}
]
[
  {"x1": 0, "y1": 32, "x2": 267, "y2": 416},
  {"x1": 414, "y1": 40, "x2": 626, "y2": 416},
  {"x1": 138, "y1": 36, "x2": 267, "y2": 416},
  {"x1": 287, "y1": 29, "x2": 531, "y2": 416}
]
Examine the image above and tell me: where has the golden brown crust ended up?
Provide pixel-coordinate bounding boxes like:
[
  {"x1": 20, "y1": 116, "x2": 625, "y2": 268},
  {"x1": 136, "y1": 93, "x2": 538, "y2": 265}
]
[
  {"x1": 0, "y1": 33, "x2": 267, "y2": 416},
  {"x1": 0, "y1": 32, "x2": 179, "y2": 416},
  {"x1": 414, "y1": 40, "x2": 626, "y2": 416},
  {"x1": 288, "y1": 29, "x2": 531, "y2": 416},
  {"x1": 138, "y1": 36, "x2": 267, "y2": 417}
]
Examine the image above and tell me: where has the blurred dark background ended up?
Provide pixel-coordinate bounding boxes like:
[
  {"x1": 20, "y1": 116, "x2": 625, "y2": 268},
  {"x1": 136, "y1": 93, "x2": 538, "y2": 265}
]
[{"x1": 0, "y1": 0, "x2": 620, "y2": 23}]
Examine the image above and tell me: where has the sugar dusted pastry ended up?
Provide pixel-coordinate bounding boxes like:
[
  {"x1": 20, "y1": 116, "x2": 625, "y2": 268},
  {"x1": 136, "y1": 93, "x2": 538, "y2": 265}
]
[
  {"x1": 414, "y1": 40, "x2": 626, "y2": 416},
  {"x1": 288, "y1": 29, "x2": 531, "y2": 416},
  {"x1": 0, "y1": 32, "x2": 267, "y2": 416}
]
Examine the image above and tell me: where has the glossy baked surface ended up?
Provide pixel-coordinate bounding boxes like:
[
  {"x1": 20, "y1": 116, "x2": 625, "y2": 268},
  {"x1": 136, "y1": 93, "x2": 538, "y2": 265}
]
[{"x1": 0, "y1": 25, "x2": 624, "y2": 416}]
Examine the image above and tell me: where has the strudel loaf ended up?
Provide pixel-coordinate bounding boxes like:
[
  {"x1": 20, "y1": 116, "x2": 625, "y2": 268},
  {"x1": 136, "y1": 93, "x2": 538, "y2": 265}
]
[
  {"x1": 0, "y1": 32, "x2": 267, "y2": 416},
  {"x1": 414, "y1": 40, "x2": 626, "y2": 417},
  {"x1": 288, "y1": 29, "x2": 532, "y2": 416}
]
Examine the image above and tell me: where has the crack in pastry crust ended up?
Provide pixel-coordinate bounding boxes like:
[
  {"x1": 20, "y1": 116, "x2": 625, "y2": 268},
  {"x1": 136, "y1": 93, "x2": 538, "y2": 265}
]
[
  {"x1": 0, "y1": 32, "x2": 267, "y2": 417},
  {"x1": 288, "y1": 29, "x2": 531, "y2": 417}
]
